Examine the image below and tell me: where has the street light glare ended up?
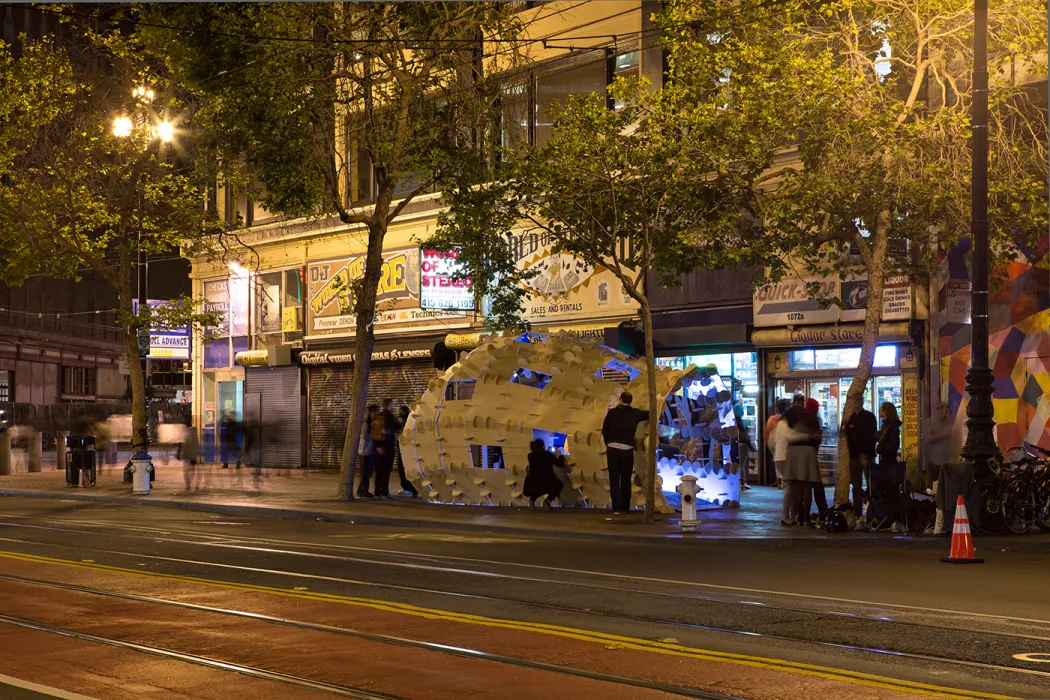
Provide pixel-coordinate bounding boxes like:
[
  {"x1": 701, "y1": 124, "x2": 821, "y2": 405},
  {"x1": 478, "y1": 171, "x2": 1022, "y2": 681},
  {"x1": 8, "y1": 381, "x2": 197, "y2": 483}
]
[
  {"x1": 156, "y1": 121, "x2": 175, "y2": 143},
  {"x1": 112, "y1": 116, "x2": 133, "y2": 138}
]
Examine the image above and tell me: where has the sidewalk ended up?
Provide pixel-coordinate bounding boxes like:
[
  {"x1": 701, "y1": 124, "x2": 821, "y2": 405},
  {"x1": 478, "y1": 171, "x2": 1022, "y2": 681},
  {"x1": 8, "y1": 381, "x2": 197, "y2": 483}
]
[{"x1": 2, "y1": 462, "x2": 1049, "y2": 550}]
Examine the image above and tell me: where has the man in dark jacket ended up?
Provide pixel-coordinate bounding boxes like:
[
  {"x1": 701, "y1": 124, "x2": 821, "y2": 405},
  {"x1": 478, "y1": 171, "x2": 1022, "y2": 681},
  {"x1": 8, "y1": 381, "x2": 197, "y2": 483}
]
[
  {"x1": 601, "y1": 391, "x2": 650, "y2": 514},
  {"x1": 844, "y1": 406, "x2": 878, "y2": 516},
  {"x1": 373, "y1": 399, "x2": 398, "y2": 499}
]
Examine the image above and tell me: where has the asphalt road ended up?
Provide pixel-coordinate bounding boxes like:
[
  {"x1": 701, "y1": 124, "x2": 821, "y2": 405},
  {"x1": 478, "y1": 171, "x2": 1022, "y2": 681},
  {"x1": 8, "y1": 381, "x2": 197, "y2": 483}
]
[{"x1": 0, "y1": 497, "x2": 1048, "y2": 700}]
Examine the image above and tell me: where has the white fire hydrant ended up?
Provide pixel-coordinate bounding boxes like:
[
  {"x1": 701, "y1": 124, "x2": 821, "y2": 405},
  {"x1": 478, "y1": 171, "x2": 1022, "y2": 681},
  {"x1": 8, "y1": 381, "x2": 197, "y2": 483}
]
[
  {"x1": 677, "y1": 475, "x2": 700, "y2": 532},
  {"x1": 131, "y1": 450, "x2": 153, "y2": 496}
]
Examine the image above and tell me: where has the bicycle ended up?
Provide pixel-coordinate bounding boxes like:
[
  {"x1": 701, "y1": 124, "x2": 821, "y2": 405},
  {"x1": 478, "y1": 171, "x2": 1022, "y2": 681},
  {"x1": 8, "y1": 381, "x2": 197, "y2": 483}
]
[
  {"x1": 973, "y1": 445, "x2": 1030, "y2": 535},
  {"x1": 999, "y1": 445, "x2": 1050, "y2": 535}
]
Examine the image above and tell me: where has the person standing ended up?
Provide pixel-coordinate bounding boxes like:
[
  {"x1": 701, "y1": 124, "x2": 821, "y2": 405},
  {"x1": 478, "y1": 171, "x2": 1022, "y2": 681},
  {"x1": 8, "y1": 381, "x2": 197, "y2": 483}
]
[
  {"x1": 843, "y1": 403, "x2": 878, "y2": 524},
  {"x1": 731, "y1": 404, "x2": 755, "y2": 491},
  {"x1": 877, "y1": 402, "x2": 901, "y2": 468},
  {"x1": 373, "y1": 399, "x2": 398, "y2": 500},
  {"x1": 773, "y1": 402, "x2": 793, "y2": 524},
  {"x1": 220, "y1": 412, "x2": 241, "y2": 469},
  {"x1": 765, "y1": 399, "x2": 790, "y2": 489},
  {"x1": 357, "y1": 405, "x2": 378, "y2": 499},
  {"x1": 924, "y1": 404, "x2": 952, "y2": 491},
  {"x1": 395, "y1": 405, "x2": 418, "y2": 497},
  {"x1": 524, "y1": 439, "x2": 566, "y2": 510},
  {"x1": 601, "y1": 391, "x2": 650, "y2": 515},
  {"x1": 783, "y1": 397, "x2": 822, "y2": 525}
]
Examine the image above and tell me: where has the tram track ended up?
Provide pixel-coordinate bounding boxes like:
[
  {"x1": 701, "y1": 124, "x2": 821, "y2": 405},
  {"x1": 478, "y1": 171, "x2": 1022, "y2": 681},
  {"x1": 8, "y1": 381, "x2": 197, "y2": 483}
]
[
  {"x1": 0, "y1": 531, "x2": 1047, "y2": 688},
  {"x1": 0, "y1": 611, "x2": 408, "y2": 700},
  {"x1": 2, "y1": 517, "x2": 1048, "y2": 645},
  {"x1": 0, "y1": 573, "x2": 744, "y2": 700}
]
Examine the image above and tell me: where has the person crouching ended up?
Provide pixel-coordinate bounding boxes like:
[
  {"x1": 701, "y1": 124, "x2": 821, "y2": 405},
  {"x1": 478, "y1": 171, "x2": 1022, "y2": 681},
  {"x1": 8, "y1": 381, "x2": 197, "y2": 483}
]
[{"x1": 524, "y1": 439, "x2": 565, "y2": 510}]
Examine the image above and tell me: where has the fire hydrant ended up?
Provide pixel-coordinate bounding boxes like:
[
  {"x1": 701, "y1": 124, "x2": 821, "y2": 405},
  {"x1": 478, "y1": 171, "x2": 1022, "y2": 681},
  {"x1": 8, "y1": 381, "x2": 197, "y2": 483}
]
[
  {"x1": 130, "y1": 448, "x2": 153, "y2": 496},
  {"x1": 677, "y1": 475, "x2": 700, "y2": 532}
]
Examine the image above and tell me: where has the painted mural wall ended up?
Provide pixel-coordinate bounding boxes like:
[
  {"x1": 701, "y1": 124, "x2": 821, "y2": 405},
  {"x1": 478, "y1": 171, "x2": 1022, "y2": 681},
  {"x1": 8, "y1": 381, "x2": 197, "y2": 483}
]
[{"x1": 939, "y1": 238, "x2": 1050, "y2": 453}]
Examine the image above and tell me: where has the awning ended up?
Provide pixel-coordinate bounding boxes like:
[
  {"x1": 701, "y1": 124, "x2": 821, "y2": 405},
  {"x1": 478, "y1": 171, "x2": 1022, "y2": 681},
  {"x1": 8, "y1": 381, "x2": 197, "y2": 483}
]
[
  {"x1": 297, "y1": 336, "x2": 438, "y2": 366},
  {"x1": 444, "y1": 323, "x2": 613, "y2": 352},
  {"x1": 751, "y1": 322, "x2": 912, "y2": 348}
]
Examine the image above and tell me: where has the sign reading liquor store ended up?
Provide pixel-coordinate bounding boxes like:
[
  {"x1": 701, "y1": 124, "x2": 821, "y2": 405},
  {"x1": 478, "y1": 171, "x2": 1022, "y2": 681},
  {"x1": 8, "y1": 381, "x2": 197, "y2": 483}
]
[{"x1": 298, "y1": 348, "x2": 432, "y2": 366}]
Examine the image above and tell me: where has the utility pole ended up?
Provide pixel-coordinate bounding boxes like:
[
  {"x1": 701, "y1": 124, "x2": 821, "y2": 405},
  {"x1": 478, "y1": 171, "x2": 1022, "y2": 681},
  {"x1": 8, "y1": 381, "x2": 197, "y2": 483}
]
[{"x1": 960, "y1": 0, "x2": 998, "y2": 468}]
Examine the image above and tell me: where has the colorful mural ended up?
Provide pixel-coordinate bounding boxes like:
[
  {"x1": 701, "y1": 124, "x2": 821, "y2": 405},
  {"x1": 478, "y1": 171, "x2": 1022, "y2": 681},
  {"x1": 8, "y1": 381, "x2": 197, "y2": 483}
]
[{"x1": 939, "y1": 238, "x2": 1050, "y2": 452}]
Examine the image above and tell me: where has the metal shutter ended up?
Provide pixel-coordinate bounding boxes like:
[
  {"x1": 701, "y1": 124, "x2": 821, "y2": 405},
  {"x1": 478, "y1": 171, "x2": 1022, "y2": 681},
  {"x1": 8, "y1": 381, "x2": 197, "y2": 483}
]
[
  {"x1": 244, "y1": 366, "x2": 303, "y2": 469},
  {"x1": 307, "y1": 361, "x2": 441, "y2": 469}
]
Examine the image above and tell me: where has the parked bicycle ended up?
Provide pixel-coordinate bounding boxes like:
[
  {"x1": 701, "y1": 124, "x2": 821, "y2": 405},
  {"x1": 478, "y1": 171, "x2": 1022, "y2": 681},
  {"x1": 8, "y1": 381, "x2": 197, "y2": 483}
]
[{"x1": 999, "y1": 444, "x2": 1050, "y2": 535}]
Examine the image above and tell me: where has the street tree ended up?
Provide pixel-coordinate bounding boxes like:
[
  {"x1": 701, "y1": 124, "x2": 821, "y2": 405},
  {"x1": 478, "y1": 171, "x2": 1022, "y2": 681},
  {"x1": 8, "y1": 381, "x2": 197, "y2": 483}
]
[
  {"x1": 0, "y1": 24, "x2": 220, "y2": 453},
  {"x1": 663, "y1": 0, "x2": 1048, "y2": 503},
  {"x1": 143, "y1": 2, "x2": 523, "y2": 499},
  {"x1": 430, "y1": 80, "x2": 768, "y2": 521}
]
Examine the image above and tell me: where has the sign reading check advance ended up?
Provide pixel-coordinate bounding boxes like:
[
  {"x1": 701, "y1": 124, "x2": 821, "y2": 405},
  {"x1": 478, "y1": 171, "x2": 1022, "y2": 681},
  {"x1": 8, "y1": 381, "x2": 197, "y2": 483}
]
[
  {"x1": 306, "y1": 246, "x2": 470, "y2": 339},
  {"x1": 132, "y1": 299, "x2": 191, "y2": 360}
]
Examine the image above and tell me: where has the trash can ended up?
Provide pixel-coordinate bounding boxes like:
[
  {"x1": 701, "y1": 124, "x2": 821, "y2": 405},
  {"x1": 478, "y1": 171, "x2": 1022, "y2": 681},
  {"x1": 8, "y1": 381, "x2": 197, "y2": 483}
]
[
  {"x1": 65, "y1": 434, "x2": 96, "y2": 487},
  {"x1": 130, "y1": 448, "x2": 152, "y2": 495}
]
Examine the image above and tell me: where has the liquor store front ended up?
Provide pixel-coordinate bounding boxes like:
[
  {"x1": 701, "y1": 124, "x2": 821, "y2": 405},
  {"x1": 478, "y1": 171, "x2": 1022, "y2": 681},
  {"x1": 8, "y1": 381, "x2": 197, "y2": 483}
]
[{"x1": 756, "y1": 323, "x2": 919, "y2": 484}]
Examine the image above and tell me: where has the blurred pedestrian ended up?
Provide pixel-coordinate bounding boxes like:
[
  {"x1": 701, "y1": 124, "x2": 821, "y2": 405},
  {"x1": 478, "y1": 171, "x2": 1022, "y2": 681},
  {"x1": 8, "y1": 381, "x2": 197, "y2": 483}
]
[
  {"x1": 877, "y1": 402, "x2": 901, "y2": 468},
  {"x1": 373, "y1": 399, "x2": 398, "y2": 500},
  {"x1": 731, "y1": 404, "x2": 755, "y2": 491},
  {"x1": 773, "y1": 404, "x2": 793, "y2": 525},
  {"x1": 843, "y1": 403, "x2": 878, "y2": 526},
  {"x1": 524, "y1": 439, "x2": 565, "y2": 510},
  {"x1": 601, "y1": 391, "x2": 650, "y2": 514},
  {"x1": 395, "y1": 405, "x2": 418, "y2": 497},
  {"x1": 766, "y1": 399, "x2": 791, "y2": 488},
  {"x1": 357, "y1": 405, "x2": 378, "y2": 499},
  {"x1": 783, "y1": 397, "x2": 822, "y2": 526},
  {"x1": 805, "y1": 398, "x2": 829, "y2": 523},
  {"x1": 924, "y1": 404, "x2": 952, "y2": 491},
  {"x1": 220, "y1": 412, "x2": 241, "y2": 469},
  {"x1": 180, "y1": 421, "x2": 199, "y2": 491}
]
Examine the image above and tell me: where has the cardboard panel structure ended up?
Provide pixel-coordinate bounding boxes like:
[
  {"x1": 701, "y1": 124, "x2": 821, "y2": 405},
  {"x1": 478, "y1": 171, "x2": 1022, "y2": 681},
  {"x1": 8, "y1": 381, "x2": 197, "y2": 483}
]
[{"x1": 400, "y1": 331, "x2": 744, "y2": 512}]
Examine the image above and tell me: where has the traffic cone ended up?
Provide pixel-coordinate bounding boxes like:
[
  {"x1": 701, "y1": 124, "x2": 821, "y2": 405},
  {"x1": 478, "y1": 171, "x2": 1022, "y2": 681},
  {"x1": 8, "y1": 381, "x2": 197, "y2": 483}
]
[{"x1": 941, "y1": 495, "x2": 984, "y2": 564}]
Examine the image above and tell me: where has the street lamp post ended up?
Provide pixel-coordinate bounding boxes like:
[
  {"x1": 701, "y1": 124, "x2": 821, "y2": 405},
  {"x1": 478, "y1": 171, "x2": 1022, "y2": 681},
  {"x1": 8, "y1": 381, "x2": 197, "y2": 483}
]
[{"x1": 960, "y1": 0, "x2": 998, "y2": 468}]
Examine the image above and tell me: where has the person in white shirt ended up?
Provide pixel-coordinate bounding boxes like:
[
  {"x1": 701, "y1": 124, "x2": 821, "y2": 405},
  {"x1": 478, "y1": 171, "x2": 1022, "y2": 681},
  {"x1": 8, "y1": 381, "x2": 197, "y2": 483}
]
[{"x1": 776, "y1": 395, "x2": 804, "y2": 525}]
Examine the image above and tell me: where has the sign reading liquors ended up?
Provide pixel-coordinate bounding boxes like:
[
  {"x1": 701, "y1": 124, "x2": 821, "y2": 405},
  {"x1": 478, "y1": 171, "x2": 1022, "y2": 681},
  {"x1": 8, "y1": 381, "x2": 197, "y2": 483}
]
[{"x1": 420, "y1": 248, "x2": 474, "y2": 311}]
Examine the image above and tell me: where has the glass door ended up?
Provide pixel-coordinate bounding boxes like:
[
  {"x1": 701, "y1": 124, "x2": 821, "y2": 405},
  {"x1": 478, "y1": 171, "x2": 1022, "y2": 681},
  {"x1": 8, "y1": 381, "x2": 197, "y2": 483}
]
[{"x1": 808, "y1": 380, "x2": 840, "y2": 484}]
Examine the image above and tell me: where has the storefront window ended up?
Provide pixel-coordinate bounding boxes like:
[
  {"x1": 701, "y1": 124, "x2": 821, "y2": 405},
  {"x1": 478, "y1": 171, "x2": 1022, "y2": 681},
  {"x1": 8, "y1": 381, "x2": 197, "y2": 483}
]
[
  {"x1": 255, "y1": 271, "x2": 283, "y2": 350},
  {"x1": 790, "y1": 345, "x2": 897, "y2": 371},
  {"x1": 283, "y1": 269, "x2": 304, "y2": 343}
]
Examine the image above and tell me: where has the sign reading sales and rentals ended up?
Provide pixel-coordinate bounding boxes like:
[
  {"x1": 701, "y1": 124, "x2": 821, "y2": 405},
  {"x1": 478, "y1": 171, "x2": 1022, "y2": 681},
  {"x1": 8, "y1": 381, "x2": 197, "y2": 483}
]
[{"x1": 420, "y1": 248, "x2": 474, "y2": 311}]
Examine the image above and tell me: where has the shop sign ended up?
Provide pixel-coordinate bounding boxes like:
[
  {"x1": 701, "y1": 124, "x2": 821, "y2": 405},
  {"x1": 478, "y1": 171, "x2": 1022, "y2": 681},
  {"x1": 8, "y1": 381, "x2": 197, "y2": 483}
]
[
  {"x1": 133, "y1": 299, "x2": 191, "y2": 361},
  {"x1": 203, "y1": 278, "x2": 249, "y2": 337},
  {"x1": 306, "y1": 246, "x2": 470, "y2": 338},
  {"x1": 751, "y1": 321, "x2": 911, "y2": 347},
  {"x1": 445, "y1": 332, "x2": 490, "y2": 350},
  {"x1": 754, "y1": 275, "x2": 913, "y2": 327},
  {"x1": 281, "y1": 307, "x2": 300, "y2": 333},
  {"x1": 420, "y1": 248, "x2": 474, "y2": 311},
  {"x1": 298, "y1": 347, "x2": 432, "y2": 366},
  {"x1": 901, "y1": 373, "x2": 919, "y2": 470},
  {"x1": 946, "y1": 280, "x2": 971, "y2": 324},
  {"x1": 510, "y1": 231, "x2": 639, "y2": 324}
]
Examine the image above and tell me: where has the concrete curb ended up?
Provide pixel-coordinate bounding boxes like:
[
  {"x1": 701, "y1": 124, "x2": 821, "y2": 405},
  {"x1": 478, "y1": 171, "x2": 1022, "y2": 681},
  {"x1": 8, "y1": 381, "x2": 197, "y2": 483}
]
[{"x1": 4, "y1": 488, "x2": 1050, "y2": 551}]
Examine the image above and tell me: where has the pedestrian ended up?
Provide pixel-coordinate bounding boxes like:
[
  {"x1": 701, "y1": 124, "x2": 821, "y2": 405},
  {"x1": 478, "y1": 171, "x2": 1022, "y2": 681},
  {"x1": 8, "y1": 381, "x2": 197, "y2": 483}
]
[
  {"x1": 805, "y1": 398, "x2": 830, "y2": 523},
  {"x1": 843, "y1": 402, "x2": 878, "y2": 528},
  {"x1": 373, "y1": 399, "x2": 398, "y2": 500},
  {"x1": 924, "y1": 404, "x2": 952, "y2": 491},
  {"x1": 357, "y1": 404, "x2": 378, "y2": 499},
  {"x1": 180, "y1": 420, "x2": 199, "y2": 491},
  {"x1": 731, "y1": 404, "x2": 754, "y2": 491},
  {"x1": 765, "y1": 399, "x2": 790, "y2": 488},
  {"x1": 524, "y1": 439, "x2": 566, "y2": 510},
  {"x1": 601, "y1": 391, "x2": 650, "y2": 514},
  {"x1": 877, "y1": 402, "x2": 901, "y2": 468},
  {"x1": 782, "y1": 397, "x2": 822, "y2": 526},
  {"x1": 395, "y1": 405, "x2": 418, "y2": 497},
  {"x1": 772, "y1": 402, "x2": 794, "y2": 525},
  {"x1": 220, "y1": 412, "x2": 241, "y2": 469}
]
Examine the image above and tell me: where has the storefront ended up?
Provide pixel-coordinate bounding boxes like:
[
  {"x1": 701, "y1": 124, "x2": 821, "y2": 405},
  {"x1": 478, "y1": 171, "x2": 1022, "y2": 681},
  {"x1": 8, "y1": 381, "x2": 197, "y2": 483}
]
[
  {"x1": 301, "y1": 340, "x2": 442, "y2": 468},
  {"x1": 754, "y1": 322, "x2": 921, "y2": 484},
  {"x1": 235, "y1": 349, "x2": 304, "y2": 469}
]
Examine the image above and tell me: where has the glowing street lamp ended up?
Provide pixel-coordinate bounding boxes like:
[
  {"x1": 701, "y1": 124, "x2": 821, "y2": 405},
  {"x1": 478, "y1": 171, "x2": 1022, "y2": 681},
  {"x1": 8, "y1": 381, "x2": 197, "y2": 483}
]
[
  {"x1": 112, "y1": 116, "x2": 133, "y2": 138},
  {"x1": 155, "y1": 121, "x2": 175, "y2": 143}
]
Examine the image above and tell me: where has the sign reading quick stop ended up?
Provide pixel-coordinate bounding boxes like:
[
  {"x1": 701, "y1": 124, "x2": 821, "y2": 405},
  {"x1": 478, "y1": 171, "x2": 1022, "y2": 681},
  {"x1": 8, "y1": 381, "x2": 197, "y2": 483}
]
[{"x1": 420, "y1": 248, "x2": 474, "y2": 311}]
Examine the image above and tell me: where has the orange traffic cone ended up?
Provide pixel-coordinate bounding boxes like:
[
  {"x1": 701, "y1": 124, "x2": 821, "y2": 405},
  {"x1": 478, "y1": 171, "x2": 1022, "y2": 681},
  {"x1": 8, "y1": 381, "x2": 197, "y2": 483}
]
[{"x1": 941, "y1": 495, "x2": 984, "y2": 564}]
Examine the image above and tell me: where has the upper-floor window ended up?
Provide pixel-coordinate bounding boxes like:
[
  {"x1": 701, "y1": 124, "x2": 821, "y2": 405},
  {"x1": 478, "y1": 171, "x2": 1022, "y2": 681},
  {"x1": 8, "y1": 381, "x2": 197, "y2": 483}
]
[
  {"x1": 535, "y1": 58, "x2": 606, "y2": 147},
  {"x1": 62, "y1": 366, "x2": 96, "y2": 398}
]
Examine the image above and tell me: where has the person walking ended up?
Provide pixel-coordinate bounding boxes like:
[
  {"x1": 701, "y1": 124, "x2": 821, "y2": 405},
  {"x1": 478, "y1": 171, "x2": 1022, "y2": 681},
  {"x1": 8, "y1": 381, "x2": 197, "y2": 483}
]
[
  {"x1": 843, "y1": 403, "x2": 878, "y2": 527},
  {"x1": 180, "y1": 420, "x2": 199, "y2": 491},
  {"x1": 765, "y1": 399, "x2": 790, "y2": 488},
  {"x1": 373, "y1": 399, "x2": 398, "y2": 500},
  {"x1": 220, "y1": 412, "x2": 242, "y2": 469},
  {"x1": 601, "y1": 391, "x2": 650, "y2": 514},
  {"x1": 357, "y1": 405, "x2": 378, "y2": 499},
  {"x1": 524, "y1": 439, "x2": 566, "y2": 510},
  {"x1": 731, "y1": 404, "x2": 754, "y2": 491},
  {"x1": 877, "y1": 402, "x2": 901, "y2": 468},
  {"x1": 782, "y1": 397, "x2": 822, "y2": 526},
  {"x1": 925, "y1": 404, "x2": 952, "y2": 491},
  {"x1": 395, "y1": 405, "x2": 418, "y2": 497}
]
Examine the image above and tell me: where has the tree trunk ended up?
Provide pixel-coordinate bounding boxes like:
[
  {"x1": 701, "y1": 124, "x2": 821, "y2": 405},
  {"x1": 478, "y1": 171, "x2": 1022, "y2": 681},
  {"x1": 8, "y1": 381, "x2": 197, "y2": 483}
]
[
  {"x1": 640, "y1": 298, "x2": 659, "y2": 524},
  {"x1": 835, "y1": 212, "x2": 889, "y2": 505},
  {"x1": 337, "y1": 208, "x2": 392, "y2": 500},
  {"x1": 120, "y1": 258, "x2": 148, "y2": 455}
]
